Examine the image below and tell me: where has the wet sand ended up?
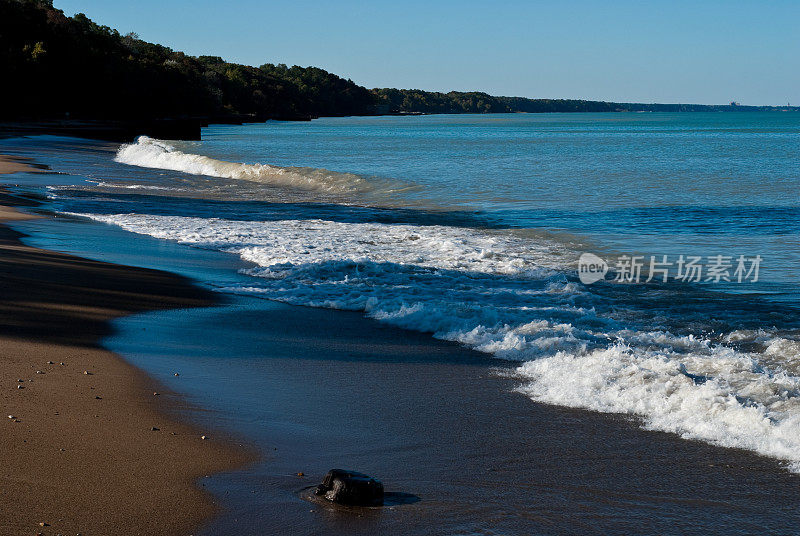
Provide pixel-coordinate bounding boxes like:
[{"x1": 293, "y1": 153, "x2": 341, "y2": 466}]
[
  {"x1": 0, "y1": 176, "x2": 251, "y2": 535},
  {"x1": 0, "y1": 154, "x2": 44, "y2": 176},
  {"x1": 101, "y1": 295, "x2": 800, "y2": 536}
]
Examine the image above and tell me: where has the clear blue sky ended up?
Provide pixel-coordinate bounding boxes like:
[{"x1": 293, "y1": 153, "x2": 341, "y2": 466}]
[{"x1": 54, "y1": 0, "x2": 799, "y2": 106}]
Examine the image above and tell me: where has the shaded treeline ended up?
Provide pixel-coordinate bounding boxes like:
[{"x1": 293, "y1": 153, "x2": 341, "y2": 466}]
[
  {"x1": 1, "y1": 0, "x2": 796, "y2": 126},
  {"x1": 0, "y1": 0, "x2": 373, "y2": 121},
  {"x1": 372, "y1": 90, "x2": 796, "y2": 114}
]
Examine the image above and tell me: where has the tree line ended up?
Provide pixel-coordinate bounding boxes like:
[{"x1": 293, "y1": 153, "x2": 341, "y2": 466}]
[
  {"x1": 1, "y1": 0, "x2": 794, "y2": 124},
  {"x1": 0, "y1": 0, "x2": 373, "y2": 121}
]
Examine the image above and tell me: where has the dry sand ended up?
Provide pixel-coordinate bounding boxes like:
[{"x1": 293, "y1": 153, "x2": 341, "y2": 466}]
[{"x1": 0, "y1": 159, "x2": 251, "y2": 535}]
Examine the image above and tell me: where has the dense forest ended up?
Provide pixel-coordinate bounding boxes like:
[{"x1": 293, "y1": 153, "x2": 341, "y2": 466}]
[
  {"x1": 1, "y1": 0, "x2": 795, "y2": 129},
  {"x1": 372, "y1": 91, "x2": 793, "y2": 114},
  {"x1": 0, "y1": 0, "x2": 373, "y2": 121}
]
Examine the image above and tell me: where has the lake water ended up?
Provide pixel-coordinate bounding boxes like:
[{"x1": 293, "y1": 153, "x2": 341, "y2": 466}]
[{"x1": 4, "y1": 111, "x2": 800, "y2": 475}]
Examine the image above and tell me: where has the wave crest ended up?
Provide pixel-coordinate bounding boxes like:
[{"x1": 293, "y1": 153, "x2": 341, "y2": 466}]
[{"x1": 115, "y1": 136, "x2": 375, "y2": 193}]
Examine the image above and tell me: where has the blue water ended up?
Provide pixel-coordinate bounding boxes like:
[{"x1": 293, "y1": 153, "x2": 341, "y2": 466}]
[
  {"x1": 190, "y1": 112, "x2": 800, "y2": 293},
  {"x1": 4, "y1": 112, "x2": 800, "y2": 474}
]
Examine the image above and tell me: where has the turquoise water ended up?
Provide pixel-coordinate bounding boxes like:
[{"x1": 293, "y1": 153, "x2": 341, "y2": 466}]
[
  {"x1": 192, "y1": 112, "x2": 800, "y2": 291},
  {"x1": 4, "y1": 111, "x2": 800, "y2": 472}
]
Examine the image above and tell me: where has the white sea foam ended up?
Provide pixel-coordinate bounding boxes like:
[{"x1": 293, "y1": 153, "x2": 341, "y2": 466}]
[
  {"x1": 68, "y1": 211, "x2": 800, "y2": 472},
  {"x1": 515, "y1": 342, "x2": 800, "y2": 471},
  {"x1": 87, "y1": 180, "x2": 183, "y2": 192},
  {"x1": 115, "y1": 136, "x2": 376, "y2": 193},
  {"x1": 69, "y1": 213, "x2": 567, "y2": 275}
]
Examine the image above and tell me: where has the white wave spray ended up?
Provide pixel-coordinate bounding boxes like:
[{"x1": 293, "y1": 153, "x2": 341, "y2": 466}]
[
  {"x1": 69, "y1": 211, "x2": 800, "y2": 472},
  {"x1": 115, "y1": 136, "x2": 377, "y2": 193}
]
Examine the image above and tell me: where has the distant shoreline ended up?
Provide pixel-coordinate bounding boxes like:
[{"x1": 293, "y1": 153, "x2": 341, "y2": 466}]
[
  {"x1": 3, "y1": 104, "x2": 798, "y2": 144},
  {"x1": 4, "y1": 1, "x2": 797, "y2": 143}
]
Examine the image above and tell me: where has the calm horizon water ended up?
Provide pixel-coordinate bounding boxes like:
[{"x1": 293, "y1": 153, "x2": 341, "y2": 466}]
[{"x1": 3, "y1": 111, "x2": 800, "y2": 476}]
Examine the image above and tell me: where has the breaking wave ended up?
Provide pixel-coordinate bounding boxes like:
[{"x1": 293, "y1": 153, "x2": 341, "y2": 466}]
[
  {"x1": 69, "y1": 211, "x2": 800, "y2": 472},
  {"x1": 115, "y1": 136, "x2": 382, "y2": 194}
]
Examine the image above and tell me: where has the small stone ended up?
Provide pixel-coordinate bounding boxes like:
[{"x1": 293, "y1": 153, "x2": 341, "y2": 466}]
[
  {"x1": 17, "y1": 379, "x2": 23, "y2": 382},
  {"x1": 200, "y1": 435, "x2": 207, "y2": 440},
  {"x1": 297, "y1": 472, "x2": 305, "y2": 477},
  {"x1": 94, "y1": 396, "x2": 102, "y2": 400},
  {"x1": 83, "y1": 371, "x2": 92, "y2": 375},
  {"x1": 46, "y1": 361, "x2": 53, "y2": 365},
  {"x1": 8, "y1": 415, "x2": 14, "y2": 419},
  {"x1": 174, "y1": 373, "x2": 180, "y2": 377},
  {"x1": 59, "y1": 362, "x2": 65, "y2": 366},
  {"x1": 17, "y1": 385, "x2": 24, "y2": 389},
  {"x1": 59, "y1": 448, "x2": 65, "y2": 452},
  {"x1": 39, "y1": 522, "x2": 48, "y2": 526},
  {"x1": 153, "y1": 392, "x2": 159, "y2": 396},
  {"x1": 36, "y1": 370, "x2": 44, "y2": 374},
  {"x1": 315, "y1": 469, "x2": 384, "y2": 506},
  {"x1": 151, "y1": 427, "x2": 160, "y2": 431}
]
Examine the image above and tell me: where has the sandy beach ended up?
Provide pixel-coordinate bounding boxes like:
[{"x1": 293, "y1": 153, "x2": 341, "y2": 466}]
[
  {"x1": 0, "y1": 156, "x2": 250, "y2": 536},
  {"x1": 0, "y1": 154, "x2": 46, "y2": 179}
]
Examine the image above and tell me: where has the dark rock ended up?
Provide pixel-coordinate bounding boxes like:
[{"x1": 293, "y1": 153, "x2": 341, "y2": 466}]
[{"x1": 315, "y1": 469, "x2": 384, "y2": 506}]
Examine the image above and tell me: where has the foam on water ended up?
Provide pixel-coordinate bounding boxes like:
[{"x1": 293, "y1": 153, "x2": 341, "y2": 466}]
[
  {"x1": 516, "y1": 339, "x2": 800, "y2": 471},
  {"x1": 69, "y1": 211, "x2": 800, "y2": 472},
  {"x1": 88, "y1": 180, "x2": 181, "y2": 191},
  {"x1": 115, "y1": 136, "x2": 379, "y2": 194}
]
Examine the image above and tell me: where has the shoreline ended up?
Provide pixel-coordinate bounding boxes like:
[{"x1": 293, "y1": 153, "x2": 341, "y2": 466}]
[
  {"x1": 6, "y1": 144, "x2": 800, "y2": 534},
  {"x1": 0, "y1": 161, "x2": 252, "y2": 535},
  {"x1": 110, "y1": 288, "x2": 800, "y2": 535},
  {"x1": 0, "y1": 154, "x2": 48, "y2": 177}
]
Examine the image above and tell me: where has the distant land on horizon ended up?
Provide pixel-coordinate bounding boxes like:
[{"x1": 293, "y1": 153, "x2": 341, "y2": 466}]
[{"x1": 1, "y1": 0, "x2": 797, "y2": 140}]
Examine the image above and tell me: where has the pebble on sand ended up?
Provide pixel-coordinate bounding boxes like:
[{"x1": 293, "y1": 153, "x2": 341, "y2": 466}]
[
  {"x1": 83, "y1": 370, "x2": 92, "y2": 375},
  {"x1": 201, "y1": 435, "x2": 207, "y2": 440}
]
